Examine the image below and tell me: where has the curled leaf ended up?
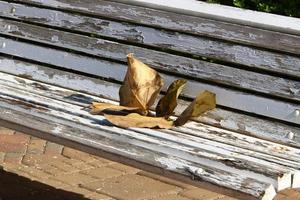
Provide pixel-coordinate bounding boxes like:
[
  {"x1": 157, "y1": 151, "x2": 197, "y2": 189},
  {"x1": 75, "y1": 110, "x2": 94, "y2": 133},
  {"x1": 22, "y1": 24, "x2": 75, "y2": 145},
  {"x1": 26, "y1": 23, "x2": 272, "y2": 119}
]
[
  {"x1": 156, "y1": 79, "x2": 187, "y2": 118},
  {"x1": 175, "y1": 90, "x2": 216, "y2": 126},
  {"x1": 90, "y1": 102, "x2": 140, "y2": 115},
  {"x1": 119, "y1": 53, "x2": 163, "y2": 115},
  {"x1": 105, "y1": 113, "x2": 173, "y2": 129}
]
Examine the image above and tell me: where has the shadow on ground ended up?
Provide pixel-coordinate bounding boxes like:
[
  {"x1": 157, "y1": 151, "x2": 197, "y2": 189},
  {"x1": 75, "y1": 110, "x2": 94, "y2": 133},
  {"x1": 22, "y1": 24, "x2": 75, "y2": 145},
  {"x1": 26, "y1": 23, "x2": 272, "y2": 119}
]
[{"x1": 0, "y1": 169, "x2": 90, "y2": 200}]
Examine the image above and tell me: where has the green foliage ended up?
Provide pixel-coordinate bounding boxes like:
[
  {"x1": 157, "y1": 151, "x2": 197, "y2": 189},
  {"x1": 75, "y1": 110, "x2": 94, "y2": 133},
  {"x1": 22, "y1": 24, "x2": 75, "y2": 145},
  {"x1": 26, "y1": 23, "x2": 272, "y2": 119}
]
[{"x1": 203, "y1": 0, "x2": 300, "y2": 18}]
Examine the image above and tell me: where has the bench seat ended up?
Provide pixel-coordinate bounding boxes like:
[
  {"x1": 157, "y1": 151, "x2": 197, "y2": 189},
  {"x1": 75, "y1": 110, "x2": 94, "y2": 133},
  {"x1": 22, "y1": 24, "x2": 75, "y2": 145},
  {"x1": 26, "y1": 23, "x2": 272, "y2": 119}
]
[{"x1": 0, "y1": 0, "x2": 300, "y2": 199}]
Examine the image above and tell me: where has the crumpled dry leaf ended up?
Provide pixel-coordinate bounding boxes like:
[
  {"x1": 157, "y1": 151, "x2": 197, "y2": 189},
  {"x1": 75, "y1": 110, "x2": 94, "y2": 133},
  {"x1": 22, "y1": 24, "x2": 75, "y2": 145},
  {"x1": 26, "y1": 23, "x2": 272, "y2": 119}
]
[
  {"x1": 105, "y1": 113, "x2": 173, "y2": 129},
  {"x1": 90, "y1": 102, "x2": 140, "y2": 115},
  {"x1": 156, "y1": 79, "x2": 187, "y2": 118},
  {"x1": 119, "y1": 53, "x2": 163, "y2": 115},
  {"x1": 175, "y1": 90, "x2": 216, "y2": 126}
]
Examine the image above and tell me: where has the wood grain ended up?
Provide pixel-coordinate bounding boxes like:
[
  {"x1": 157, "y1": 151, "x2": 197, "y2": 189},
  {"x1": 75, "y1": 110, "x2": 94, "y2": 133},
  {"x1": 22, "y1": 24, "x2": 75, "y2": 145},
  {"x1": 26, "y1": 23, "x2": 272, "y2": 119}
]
[
  {"x1": 0, "y1": 1, "x2": 300, "y2": 78},
  {"x1": 10, "y1": 0, "x2": 300, "y2": 55}
]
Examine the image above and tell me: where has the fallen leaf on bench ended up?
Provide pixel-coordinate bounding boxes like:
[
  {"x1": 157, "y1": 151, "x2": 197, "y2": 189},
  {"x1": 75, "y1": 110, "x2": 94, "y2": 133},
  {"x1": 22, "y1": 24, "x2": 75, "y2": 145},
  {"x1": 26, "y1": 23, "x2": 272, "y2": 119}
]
[
  {"x1": 156, "y1": 79, "x2": 187, "y2": 118},
  {"x1": 119, "y1": 53, "x2": 163, "y2": 115},
  {"x1": 90, "y1": 102, "x2": 140, "y2": 114},
  {"x1": 175, "y1": 90, "x2": 216, "y2": 126},
  {"x1": 105, "y1": 113, "x2": 173, "y2": 129}
]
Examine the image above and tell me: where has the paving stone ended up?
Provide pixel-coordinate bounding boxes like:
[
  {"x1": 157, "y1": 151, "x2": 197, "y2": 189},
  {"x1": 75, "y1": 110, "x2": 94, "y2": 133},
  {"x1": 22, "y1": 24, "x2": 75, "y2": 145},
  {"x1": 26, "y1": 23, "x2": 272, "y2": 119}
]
[
  {"x1": 0, "y1": 134, "x2": 29, "y2": 153},
  {"x1": 180, "y1": 188, "x2": 224, "y2": 200},
  {"x1": 275, "y1": 192, "x2": 300, "y2": 200},
  {"x1": 70, "y1": 161, "x2": 95, "y2": 171},
  {"x1": 219, "y1": 196, "x2": 241, "y2": 200},
  {"x1": 87, "y1": 159, "x2": 111, "y2": 167},
  {"x1": 0, "y1": 152, "x2": 5, "y2": 163},
  {"x1": 52, "y1": 172, "x2": 98, "y2": 186},
  {"x1": 26, "y1": 137, "x2": 46, "y2": 155},
  {"x1": 3, "y1": 164, "x2": 30, "y2": 178},
  {"x1": 37, "y1": 164, "x2": 65, "y2": 176},
  {"x1": 80, "y1": 166, "x2": 123, "y2": 179},
  {"x1": 278, "y1": 189, "x2": 300, "y2": 196},
  {"x1": 274, "y1": 194, "x2": 287, "y2": 200},
  {"x1": 4, "y1": 152, "x2": 24, "y2": 164},
  {"x1": 150, "y1": 194, "x2": 191, "y2": 200},
  {"x1": 62, "y1": 147, "x2": 97, "y2": 162},
  {"x1": 0, "y1": 127, "x2": 15, "y2": 135},
  {"x1": 50, "y1": 160, "x2": 80, "y2": 173},
  {"x1": 110, "y1": 163, "x2": 141, "y2": 174},
  {"x1": 17, "y1": 165, "x2": 52, "y2": 179},
  {"x1": 22, "y1": 154, "x2": 65, "y2": 166},
  {"x1": 138, "y1": 171, "x2": 194, "y2": 189},
  {"x1": 62, "y1": 186, "x2": 94, "y2": 196},
  {"x1": 44, "y1": 142, "x2": 63, "y2": 155},
  {"x1": 86, "y1": 192, "x2": 115, "y2": 200},
  {"x1": 38, "y1": 177, "x2": 68, "y2": 189},
  {"x1": 81, "y1": 174, "x2": 181, "y2": 200}
]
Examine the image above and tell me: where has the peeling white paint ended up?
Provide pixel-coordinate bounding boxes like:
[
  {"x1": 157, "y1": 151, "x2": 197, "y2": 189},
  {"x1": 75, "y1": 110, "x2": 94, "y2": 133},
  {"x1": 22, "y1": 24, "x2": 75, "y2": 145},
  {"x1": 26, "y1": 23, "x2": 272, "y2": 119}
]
[
  {"x1": 51, "y1": 125, "x2": 63, "y2": 134},
  {"x1": 155, "y1": 156, "x2": 188, "y2": 170}
]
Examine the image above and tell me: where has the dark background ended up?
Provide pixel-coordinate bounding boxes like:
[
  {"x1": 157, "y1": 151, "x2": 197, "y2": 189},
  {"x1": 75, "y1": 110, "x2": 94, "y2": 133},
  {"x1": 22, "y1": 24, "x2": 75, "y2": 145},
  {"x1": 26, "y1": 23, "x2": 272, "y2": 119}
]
[{"x1": 199, "y1": 0, "x2": 300, "y2": 18}]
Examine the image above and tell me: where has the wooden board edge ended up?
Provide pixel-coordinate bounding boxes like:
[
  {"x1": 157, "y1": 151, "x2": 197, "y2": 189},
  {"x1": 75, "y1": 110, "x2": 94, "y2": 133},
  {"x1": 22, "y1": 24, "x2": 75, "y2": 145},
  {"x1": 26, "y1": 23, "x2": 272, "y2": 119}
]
[{"x1": 112, "y1": 0, "x2": 300, "y2": 36}]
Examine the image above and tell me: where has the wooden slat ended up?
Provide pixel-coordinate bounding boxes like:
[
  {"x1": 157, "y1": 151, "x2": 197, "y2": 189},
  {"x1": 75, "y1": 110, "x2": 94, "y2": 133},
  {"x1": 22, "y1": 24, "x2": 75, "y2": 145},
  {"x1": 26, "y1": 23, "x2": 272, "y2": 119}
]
[
  {"x1": 0, "y1": 37, "x2": 299, "y2": 125},
  {"x1": 10, "y1": 0, "x2": 300, "y2": 55},
  {"x1": 0, "y1": 19, "x2": 299, "y2": 102},
  {"x1": 0, "y1": 74, "x2": 294, "y2": 196},
  {"x1": 1, "y1": 57, "x2": 299, "y2": 148},
  {"x1": 1, "y1": 1, "x2": 300, "y2": 78},
  {"x1": 112, "y1": 0, "x2": 300, "y2": 36}
]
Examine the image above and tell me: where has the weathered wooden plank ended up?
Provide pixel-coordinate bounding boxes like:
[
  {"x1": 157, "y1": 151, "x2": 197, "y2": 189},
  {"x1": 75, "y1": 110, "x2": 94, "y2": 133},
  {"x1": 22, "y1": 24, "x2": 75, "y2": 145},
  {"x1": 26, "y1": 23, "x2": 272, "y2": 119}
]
[
  {"x1": 2, "y1": 72, "x2": 300, "y2": 168},
  {"x1": 0, "y1": 81, "x2": 292, "y2": 193},
  {"x1": 1, "y1": 19, "x2": 299, "y2": 102},
  {"x1": 1, "y1": 71, "x2": 300, "y2": 163},
  {"x1": 1, "y1": 1, "x2": 300, "y2": 78},
  {"x1": 0, "y1": 38, "x2": 299, "y2": 125},
  {"x1": 15, "y1": 0, "x2": 300, "y2": 55},
  {"x1": 1, "y1": 57, "x2": 299, "y2": 148},
  {"x1": 112, "y1": 0, "x2": 300, "y2": 36},
  {"x1": 1, "y1": 75, "x2": 300, "y2": 172},
  {"x1": 0, "y1": 106, "x2": 276, "y2": 200}
]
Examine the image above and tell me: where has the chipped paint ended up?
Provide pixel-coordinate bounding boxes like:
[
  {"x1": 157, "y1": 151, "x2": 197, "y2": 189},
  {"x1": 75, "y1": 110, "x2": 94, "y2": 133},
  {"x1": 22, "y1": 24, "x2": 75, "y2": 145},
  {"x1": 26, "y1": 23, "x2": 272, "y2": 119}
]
[{"x1": 52, "y1": 125, "x2": 63, "y2": 134}]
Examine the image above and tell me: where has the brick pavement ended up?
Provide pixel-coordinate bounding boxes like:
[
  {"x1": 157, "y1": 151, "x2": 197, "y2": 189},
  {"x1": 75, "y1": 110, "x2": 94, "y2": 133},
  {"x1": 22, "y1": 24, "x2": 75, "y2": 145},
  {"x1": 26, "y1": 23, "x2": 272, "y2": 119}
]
[{"x1": 0, "y1": 126, "x2": 299, "y2": 200}]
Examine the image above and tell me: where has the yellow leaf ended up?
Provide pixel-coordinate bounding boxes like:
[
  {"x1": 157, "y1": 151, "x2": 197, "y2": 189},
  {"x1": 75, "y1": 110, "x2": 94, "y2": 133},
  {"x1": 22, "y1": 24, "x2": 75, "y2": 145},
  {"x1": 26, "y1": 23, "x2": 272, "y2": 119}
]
[
  {"x1": 90, "y1": 102, "x2": 140, "y2": 115},
  {"x1": 105, "y1": 113, "x2": 173, "y2": 129},
  {"x1": 156, "y1": 79, "x2": 187, "y2": 118},
  {"x1": 175, "y1": 90, "x2": 216, "y2": 126},
  {"x1": 119, "y1": 53, "x2": 163, "y2": 115}
]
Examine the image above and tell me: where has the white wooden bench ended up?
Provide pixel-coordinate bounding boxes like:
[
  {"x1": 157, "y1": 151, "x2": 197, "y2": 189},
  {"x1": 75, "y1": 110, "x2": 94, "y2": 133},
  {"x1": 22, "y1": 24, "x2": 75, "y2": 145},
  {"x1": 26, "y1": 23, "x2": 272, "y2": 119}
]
[{"x1": 0, "y1": 1, "x2": 300, "y2": 199}]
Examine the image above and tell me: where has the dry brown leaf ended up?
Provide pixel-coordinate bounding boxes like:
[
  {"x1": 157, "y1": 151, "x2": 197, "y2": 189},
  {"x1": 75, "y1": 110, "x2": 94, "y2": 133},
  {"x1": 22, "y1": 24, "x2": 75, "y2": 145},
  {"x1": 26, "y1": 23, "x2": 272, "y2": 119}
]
[
  {"x1": 105, "y1": 113, "x2": 173, "y2": 129},
  {"x1": 119, "y1": 53, "x2": 163, "y2": 115},
  {"x1": 156, "y1": 79, "x2": 187, "y2": 118},
  {"x1": 175, "y1": 90, "x2": 216, "y2": 126},
  {"x1": 90, "y1": 102, "x2": 140, "y2": 115}
]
